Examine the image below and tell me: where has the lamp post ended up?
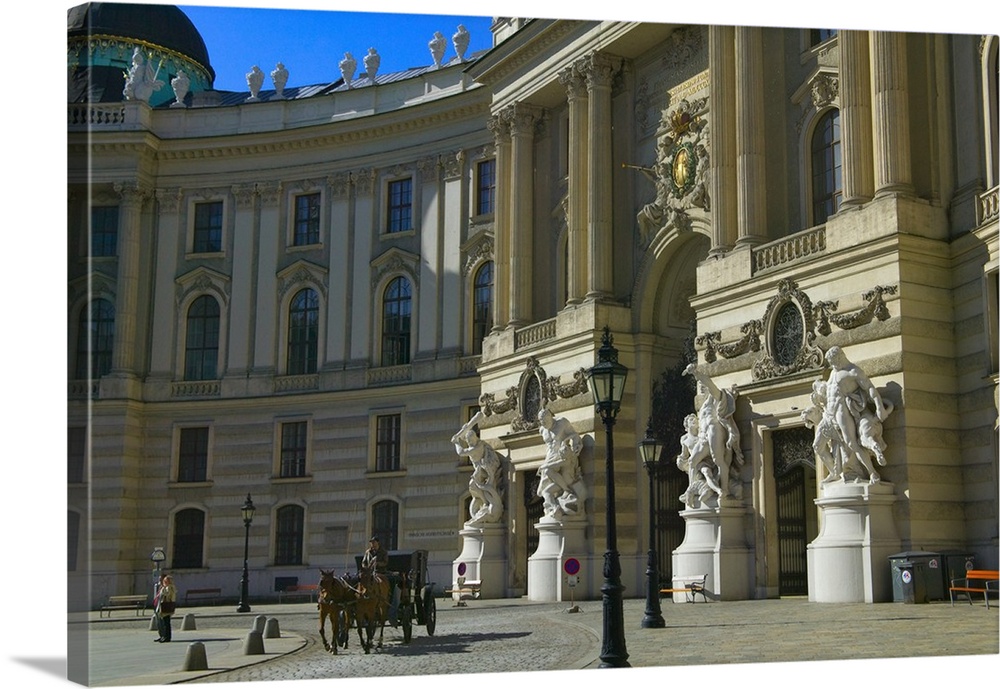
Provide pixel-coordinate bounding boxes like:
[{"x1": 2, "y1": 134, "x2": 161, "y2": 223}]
[
  {"x1": 587, "y1": 326, "x2": 630, "y2": 668},
  {"x1": 237, "y1": 493, "x2": 256, "y2": 613},
  {"x1": 638, "y1": 421, "x2": 665, "y2": 628}
]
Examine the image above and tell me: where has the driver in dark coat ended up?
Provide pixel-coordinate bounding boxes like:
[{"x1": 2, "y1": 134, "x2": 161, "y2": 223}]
[{"x1": 361, "y1": 536, "x2": 388, "y2": 573}]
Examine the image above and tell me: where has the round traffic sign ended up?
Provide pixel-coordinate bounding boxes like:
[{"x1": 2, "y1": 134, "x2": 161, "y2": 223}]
[
  {"x1": 457, "y1": 562, "x2": 467, "y2": 576},
  {"x1": 564, "y1": 558, "x2": 580, "y2": 575}
]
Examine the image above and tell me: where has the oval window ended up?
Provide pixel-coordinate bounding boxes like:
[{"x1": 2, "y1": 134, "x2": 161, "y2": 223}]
[{"x1": 772, "y1": 302, "x2": 804, "y2": 367}]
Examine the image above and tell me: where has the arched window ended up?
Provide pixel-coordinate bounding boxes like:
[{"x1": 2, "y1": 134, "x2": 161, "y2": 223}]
[
  {"x1": 381, "y1": 277, "x2": 411, "y2": 366},
  {"x1": 811, "y1": 109, "x2": 842, "y2": 225},
  {"x1": 472, "y1": 261, "x2": 493, "y2": 355},
  {"x1": 184, "y1": 295, "x2": 220, "y2": 381},
  {"x1": 275, "y1": 504, "x2": 305, "y2": 565},
  {"x1": 371, "y1": 500, "x2": 399, "y2": 550},
  {"x1": 76, "y1": 298, "x2": 114, "y2": 380},
  {"x1": 287, "y1": 288, "x2": 319, "y2": 374},
  {"x1": 172, "y1": 508, "x2": 205, "y2": 569}
]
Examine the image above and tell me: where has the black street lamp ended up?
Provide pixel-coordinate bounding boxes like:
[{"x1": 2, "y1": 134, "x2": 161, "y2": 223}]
[
  {"x1": 638, "y1": 420, "x2": 665, "y2": 628},
  {"x1": 587, "y1": 326, "x2": 630, "y2": 668},
  {"x1": 237, "y1": 493, "x2": 256, "y2": 613}
]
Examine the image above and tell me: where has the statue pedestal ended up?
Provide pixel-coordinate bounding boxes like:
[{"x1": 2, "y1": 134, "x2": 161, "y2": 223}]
[
  {"x1": 672, "y1": 501, "x2": 752, "y2": 601},
  {"x1": 527, "y1": 516, "x2": 587, "y2": 602},
  {"x1": 451, "y1": 523, "x2": 506, "y2": 600},
  {"x1": 807, "y1": 481, "x2": 899, "y2": 603}
]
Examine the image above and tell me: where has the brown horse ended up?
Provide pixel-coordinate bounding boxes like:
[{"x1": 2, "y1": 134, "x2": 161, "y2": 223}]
[
  {"x1": 354, "y1": 568, "x2": 391, "y2": 653},
  {"x1": 318, "y1": 569, "x2": 358, "y2": 654}
]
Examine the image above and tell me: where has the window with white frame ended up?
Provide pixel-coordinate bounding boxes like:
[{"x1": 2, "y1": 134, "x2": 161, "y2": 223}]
[
  {"x1": 193, "y1": 201, "x2": 224, "y2": 253},
  {"x1": 371, "y1": 500, "x2": 399, "y2": 549},
  {"x1": 90, "y1": 205, "x2": 118, "y2": 257},
  {"x1": 810, "y1": 109, "x2": 842, "y2": 226},
  {"x1": 184, "y1": 295, "x2": 220, "y2": 381},
  {"x1": 287, "y1": 288, "x2": 319, "y2": 374},
  {"x1": 76, "y1": 298, "x2": 114, "y2": 380},
  {"x1": 279, "y1": 420, "x2": 309, "y2": 478},
  {"x1": 172, "y1": 508, "x2": 205, "y2": 569},
  {"x1": 472, "y1": 261, "x2": 493, "y2": 355},
  {"x1": 381, "y1": 276, "x2": 411, "y2": 366},
  {"x1": 275, "y1": 504, "x2": 305, "y2": 565},
  {"x1": 476, "y1": 159, "x2": 496, "y2": 216},
  {"x1": 386, "y1": 178, "x2": 413, "y2": 233},
  {"x1": 177, "y1": 426, "x2": 210, "y2": 482},
  {"x1": 374, "y1": 413, "x2": 402, "y2": 472}
]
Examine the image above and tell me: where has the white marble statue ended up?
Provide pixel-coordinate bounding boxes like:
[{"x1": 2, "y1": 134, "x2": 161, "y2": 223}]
[
  {"x1": 363, "y1": 48, "x2": 380, "y2": 82},
  {"x1": 676, "y1": 413, "x2": 723, "y2": 508},
  {"x1": 683, "y1": 363, "x2": 744, "y2": 502},
  {"x1": 122, "y1": 48, "x2": 164, "y2": 103},
  {"x1": 451, "y1": 412, "x2": 503, "y2": 525},
  {"x1": 536, "y1": 409, "x2": 585, "y2": 519},
  {"x1": 246, "y1": 65, "x2": 264, "y2": 101},
  {"x1": 271, "y1": 62, "x2": 288, "y2": 99},
  {"x1": 169, "y1": 70, "x2": 190, "y2": 107},
  {"x1": 429, "y1": 31, "x2": 447, "y2": 68},
  {"x1": 453, "y1": 24, "x2": 470, "y2": 62},
  {"x1": 804, "y1": 347, "x2": 893, "y2": 484},
  {"x1": 339, "y1": 52, "x2": 357, "y2": 88}
]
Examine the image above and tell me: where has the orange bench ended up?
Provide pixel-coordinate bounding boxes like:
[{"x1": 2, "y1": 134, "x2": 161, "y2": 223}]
[
  {"x1": 278, "y1": 583, "x2": 319, "y2": 603},
  {"x1": 660, "y1": 574, "x2": 708, "y2": 602},
  {"x1": 948, "y1": 570, "x2": 999, "y2": 609}
]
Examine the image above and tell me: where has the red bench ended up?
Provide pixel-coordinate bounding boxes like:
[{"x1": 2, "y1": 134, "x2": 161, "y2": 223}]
[{"x1": 949, "y1": 570, "x2": 999, "y2": 609}]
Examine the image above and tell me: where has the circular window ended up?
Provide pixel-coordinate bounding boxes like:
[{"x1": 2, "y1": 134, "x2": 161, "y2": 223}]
[{"x1": 772, "y1": 302, "x2": 804, "y2": 367}]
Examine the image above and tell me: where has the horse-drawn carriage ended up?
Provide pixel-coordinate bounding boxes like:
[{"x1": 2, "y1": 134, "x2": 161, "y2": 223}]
[{"x1": 319, "y1": 549, "x2": 436, "y2": 653}]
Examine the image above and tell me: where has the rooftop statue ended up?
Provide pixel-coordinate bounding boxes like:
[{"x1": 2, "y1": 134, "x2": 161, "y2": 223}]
[
  {"x1": 122, "y1": 47, "x2": 164, "y2": 103},
  {"x1": 452, "y1": 25, "x2": 470, "y2": 62},
  {"x1": 271, "y1": 62, "x2": 288, "y2": 99},
  {"x1": 451, "y1": 412, "x2": 503, "y2": 525},
  {"x1": 169, "y1": 70, "x2": 189, "y2": 108},
  {"x1": 364, "y1": 48, "x2": 380, "y2": 83},
  {"x1": 429, "y1": 31, "x2": 447, "y2": 69},
  {"x1": 339, "y1": 52, "x2": 357, "y2": 88},
  {"x1": 246, "y1": 65, "x2": 264, "y2": 102}
]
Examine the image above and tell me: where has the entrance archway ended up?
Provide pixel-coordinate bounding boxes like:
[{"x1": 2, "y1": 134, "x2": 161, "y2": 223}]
[{"x1": 771, "y1": 426, "x2": 818, "y2": 596}]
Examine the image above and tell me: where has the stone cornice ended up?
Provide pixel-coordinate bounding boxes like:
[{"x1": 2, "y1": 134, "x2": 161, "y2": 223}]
[
  {"x1": 468, "y1": 20, "x2": 589, "y2": 87},
  {"x1": 152, "y1": 100, "x2": 490, "y2": 161}
]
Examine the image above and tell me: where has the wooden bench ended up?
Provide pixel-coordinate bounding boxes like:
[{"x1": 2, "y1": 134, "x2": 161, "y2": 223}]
[
  {"x1": 949, "y1": 570, "x2": 999, "y2": 609},
  {"x1": 277, "y1": 584, "x2": 319, "y2": 603},
  {"x1": 183, "y1": 587, "x2": 223, "y2": 605},
  {"x1": 660, "y1": 574, "x2": 708, "y2": 603},
  {"x1": 444, "y1": 579, "x2": 482, "y2": 606},
  {"x1": 100, "y1": 594, "x2": 148, "y2": 617}
]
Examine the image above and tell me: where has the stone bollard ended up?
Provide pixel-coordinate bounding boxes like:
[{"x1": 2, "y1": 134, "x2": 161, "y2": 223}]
[
  {"x1": 252, "y1": 615, "x2": 267, "y2": 634},
  {"x1": 243, "y1": 629, "x2": 265, "y2": 655},
  {"x1": 182, "y1": 641, "x2": 209, "y2": 671},
  {"x1": 263, "y1": 617, "x2": 281, "y2": 638},
  {"x1": 181, "y1": 613, "x2": 197, "y2": 630}
]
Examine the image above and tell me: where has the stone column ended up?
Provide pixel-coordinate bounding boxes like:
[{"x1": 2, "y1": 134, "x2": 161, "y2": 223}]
[
  {"x1": 488, "y1": 114, "x2": 512, "y2": 332},
  {"x1": 583, "y1": 53, "x2": 619, "y2": 300},
  {"x1": 559, "y1": 64, "x2": 589, "y2": 306},
  {"x1": 870, "y1": 31, "x2": 914, "y2": 197},
  {"x1": 839, "y1": 30, "x2": 874, "y2": 207},
  {"x1": 227, "y1": 184, "x2": 257, "y2": 378},
  {"x1": 326, "y1": 172, "x2": 352, "y2": 366},
  {"x1": 708, "y1": 25, "x2": 737, "y2": 254},
  {"x1": 148, "y1": 188, "x2": 182, "y2": 377},
  {"x1": 508, "y1": 102, "x2": 541, "y2": 327},
  {"x1": 734, "y1": 26, "x2": 767, "y2": 247},
  {"x1": 253, "y1": 182, "x2": 282, "y2": 373},
  {"x1": 110, "y1": 182, "x2": 148, "y2": 376},
  {"x1": 349, "y1": 169, "x2": 376, "y2": 365}
]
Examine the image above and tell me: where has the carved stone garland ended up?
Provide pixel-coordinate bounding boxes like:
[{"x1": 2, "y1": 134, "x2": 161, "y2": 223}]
[
  {"x1": 479, "y1": 357, "x2": 589, "y2": 431},
  {"x1": 696, "y1": 280, "x2": 896, "y2": 381}
]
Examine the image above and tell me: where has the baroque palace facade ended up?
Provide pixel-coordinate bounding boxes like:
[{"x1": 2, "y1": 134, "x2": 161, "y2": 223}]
[{"x1": 68, "y1": 4, "x2": 998, "y2": 611}]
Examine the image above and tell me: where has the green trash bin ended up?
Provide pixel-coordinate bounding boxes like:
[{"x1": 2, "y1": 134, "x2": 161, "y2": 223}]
[{"x1": 889, "y1": 551, "x2": 937, "y2": 603}]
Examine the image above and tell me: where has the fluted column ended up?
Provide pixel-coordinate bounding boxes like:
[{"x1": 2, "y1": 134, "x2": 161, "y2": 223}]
[
  {"x1": 487, "y1": 113, "x2": 512, "y2": 332},
  {"x1": 735, "y1": 26, "x2": 767, "y2": 247},
  {"x1": 559, "y1": 64, "x2": 589, "y2": 306},
  {"x1": 870, "y1": 31, "x2": 913, "y2": 197},
  {"x1": 508, "y1": 102, "x2": 541, "y2": 326},
  {"x1": 839, "y1": 30, "x2": 874, "y2": 206},
  {"x1": 110, "y1": 182, "x2": 148, "y2": 375},
  {"x1": 708, "y1": 25, "x2": 737, "y2": 254},
  {"x1": 582, "y1": 53, "x2": 620, "y2": 300}
]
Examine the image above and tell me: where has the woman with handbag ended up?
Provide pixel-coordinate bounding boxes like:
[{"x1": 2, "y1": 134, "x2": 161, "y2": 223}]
[{"x1": 154, "y1": 574, "x2": 177, "y2": 642}]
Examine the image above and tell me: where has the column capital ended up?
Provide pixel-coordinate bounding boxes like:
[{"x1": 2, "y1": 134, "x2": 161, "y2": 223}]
[
  {"x1": 154, "y1": 187, "x2": 183, "y2": 213},
  {"x1": 256, "y1": 181, "x2": 283, "y2": 206},
  {"x1": 505, "y1": 102, "x2": 544, "y2": 138},
  {"x1": 578, "y1": 52, "x2": 622, "y2": 91},
  {"x1": 559, "y1": 64, "x2": 588, "y2": 100},
  {"x1": 351, "y1": 168, "x2": 378, "y2": 197},
  {"x1": 487, "y1": 112, "x2": 511, "y2": 142},
  {"x1": 231, "y1": 183, "x2": 257, "y2": 209},
  {"x1": 326, "y1": 171, "x2": 352, "y2": 200},
  {"x1": 113, "y1": 182, "x2": 151, "y2": 206}
]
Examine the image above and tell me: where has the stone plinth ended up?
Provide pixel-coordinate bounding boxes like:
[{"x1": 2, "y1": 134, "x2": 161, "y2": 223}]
[
  {"x1": 672, "y1": 501, "x2": 752, "y2": 601},
  {"x1": 527, "y1": 515, "x2": 587, "y2": 602},
  {"x1": 807, "y1": 481, "x2": 900, "y2": 603},
  {"x1": 451, "y1": 523, "x2": 506, "y2": 600}
]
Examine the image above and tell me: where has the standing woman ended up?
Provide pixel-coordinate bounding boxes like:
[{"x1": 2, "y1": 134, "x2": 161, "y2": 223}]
[{"x1": 154, "y1": 574, "x2": 177, "y2": 642}]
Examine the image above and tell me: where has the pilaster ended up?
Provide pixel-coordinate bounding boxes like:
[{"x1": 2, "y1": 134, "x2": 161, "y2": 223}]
[
  {"x1": 839, "y1": 30, "x2": 875, "y2": 206},
  {"x1": 560, "y1": 63, "x2": 590, "y2": 306},
  {"x1": 708, "y1": 25, "x2": 737, "y2": 254},
  {"x1": 735, "y1": 26, "x2": 767, "y2": 247},
  {"x1": 870, "y1": 31, "x2": 914, "y2": 198}
]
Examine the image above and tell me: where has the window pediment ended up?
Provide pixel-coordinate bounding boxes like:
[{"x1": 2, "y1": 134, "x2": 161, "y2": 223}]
[{"x1": 175, "y1": 266, "x2": 231, "y2": 306}]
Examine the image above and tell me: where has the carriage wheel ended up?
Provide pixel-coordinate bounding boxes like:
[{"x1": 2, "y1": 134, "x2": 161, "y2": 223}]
[
  {"x1": 422, "y1": 587, "x2": 436, "y2": 636},
  {"x1": 401, "y1": 605, "x2": 412, "y2": 644}
]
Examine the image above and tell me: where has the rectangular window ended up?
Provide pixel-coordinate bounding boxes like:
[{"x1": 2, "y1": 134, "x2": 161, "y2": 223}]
[
  {"x1": 476, "y1": 160, "x2": 496, "y2": 216},
  {"x1": 386, "y1": 178, "x2": 413, "y2": 233},
  {"x1": 280, "y1": 421, "x2": 308, "y2": 478},
  {"x1": 68, "y1": 426, "x2": 86, "y2": 484},
  {"x1": 375, "y1": 414, "x2": 402, "y2": 472},
  {"x1": 177, "y1": 427, "x2": 209, "y2": 482},
  {"x1": 90, "y1": 206, "x2": 118, "y2": 257},
  {"x1": 193, "y1": 201, "x2": 223, "y2": 253},
  {"x1": 275, "y1": 505, "x2": 305, "y2": 565},
  {"x1": 293, "y1": 193, "x2": 321, "y2": 246}
]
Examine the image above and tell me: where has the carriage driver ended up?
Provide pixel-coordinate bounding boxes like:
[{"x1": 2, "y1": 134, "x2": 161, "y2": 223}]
[{"x1": 360, "y1": 536, "x2": 401, "y2": 622}]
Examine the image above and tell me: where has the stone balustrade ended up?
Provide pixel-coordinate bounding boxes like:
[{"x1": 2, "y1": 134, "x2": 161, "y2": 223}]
[
  {"x1": 514, "y1": 318, "x2": 557, "y2": 351},
  {"x1": 752, "y1": 226, "x2": 826, "y2": 274},
  {"x1": 978, "y1": 185, "x2": 999, "y2": 227}
]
